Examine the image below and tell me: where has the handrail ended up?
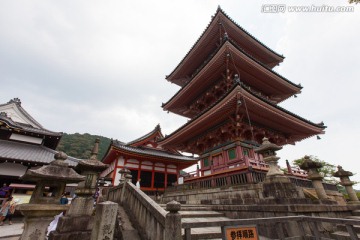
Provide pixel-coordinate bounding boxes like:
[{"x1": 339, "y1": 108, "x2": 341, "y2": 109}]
[{"x1": 107, "y1": 182, "x2": 182, "y2": 240}]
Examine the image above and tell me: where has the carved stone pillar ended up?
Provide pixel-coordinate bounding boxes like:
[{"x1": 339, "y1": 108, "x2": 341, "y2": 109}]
[
  {"x1": 334, "y1": 166, "x2": 359, "y2": 204},
  {"x1": 299, "y1": 156, "x2": 328, "y2": 200}
]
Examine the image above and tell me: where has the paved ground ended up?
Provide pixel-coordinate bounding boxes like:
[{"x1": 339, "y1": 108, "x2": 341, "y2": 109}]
[{"x1": 0, "y1": 217, "x2": 23, "y2": 240}]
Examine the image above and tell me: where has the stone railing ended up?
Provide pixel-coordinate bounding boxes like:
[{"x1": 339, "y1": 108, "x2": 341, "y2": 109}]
[
  {"x1": 108, "y1": 182, "x2": 181, "y2": 240},
  {"x1": 168, "y1": 172, "x2": 338, "y2": 195},
  {"x1": 166, "y1": 171, "x2": 266, "y2": 192},
  {"x1": 182, "y1": 215, "x2": 360, "y2": 240}
]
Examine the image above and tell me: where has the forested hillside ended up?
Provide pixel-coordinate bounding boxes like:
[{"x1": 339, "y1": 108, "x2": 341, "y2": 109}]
[{"x1": 56, "y1": 133, "x2": 112, "y2": 160}]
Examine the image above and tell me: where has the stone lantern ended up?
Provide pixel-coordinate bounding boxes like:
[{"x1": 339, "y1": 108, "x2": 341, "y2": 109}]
[
  {"x1": 333, "y1": 166, "x2": 359, "y2": 204},
  {"x1": 68, "y1": 138, "x2": 108, "y2": 216},
  {"x1": 255, "y1": 138, "x2": 302, "y2": 199},
  {"x1": 254, "y1": 137, "x2": 284, "y2": 180},
  {"x1": 17, "y1": 152, "x2": 85, "y2": 240},
  {"x1": 48, "y1": 139, "x2": 108, "y2": 240},
  {"x1": 299, "y1": 156, "x2": 328, "y2": 200}
]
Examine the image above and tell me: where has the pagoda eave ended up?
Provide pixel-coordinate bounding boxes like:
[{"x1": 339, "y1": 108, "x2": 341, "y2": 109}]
[{"x1": 159, "y1": 85, "x2": 324, "y2": 153}]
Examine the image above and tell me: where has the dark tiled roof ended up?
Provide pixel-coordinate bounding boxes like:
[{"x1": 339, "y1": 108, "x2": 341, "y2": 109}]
[
  {"x1": 0, "y1": 115, "x2": 62, "y2": 136},
  {"x1": 0, "y1": 139, "x2": 80, "y2": 166},
  {"x1": 160, "y1": 82, "x2": 325, "y2": 141},
  {"x1": 112, "y1": 141, "x2": 197, "y2": 162},
  {"x1": 126, "y1": 124, "x2": 163, "y2": 146}
]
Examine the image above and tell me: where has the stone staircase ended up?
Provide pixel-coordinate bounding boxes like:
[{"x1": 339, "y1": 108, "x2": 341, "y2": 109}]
[
  {"x1": 331, "y1": 210, "x2": 360, "y2": 240},
  {"x1": 160, "y1": 204, "x2": 230, "y2": 240}
]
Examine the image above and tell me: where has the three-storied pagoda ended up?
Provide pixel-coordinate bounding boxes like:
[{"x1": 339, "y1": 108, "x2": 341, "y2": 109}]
[{"x1": 159, "y1": 7, "x2": 325, "y2": 181}]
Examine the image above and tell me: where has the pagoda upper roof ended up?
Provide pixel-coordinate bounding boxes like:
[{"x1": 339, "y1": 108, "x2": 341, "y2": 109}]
[
  {"x1": 159, "y1": 83, "x2": 325, "y2": 151},
  {"x1": 162, "y1": 40, "x2": 301, "y2": 117},
  {"x1": 0, "y1": 98, "x2": 62, "y2": 137},
  {"x1": 167, "y1": 6, "x2": 285, "y2": 86}
]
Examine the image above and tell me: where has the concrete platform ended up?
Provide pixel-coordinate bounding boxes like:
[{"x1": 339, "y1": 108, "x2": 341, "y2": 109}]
[{"x1": 0, "y1": 217, "x2": 24, "y2": 239}]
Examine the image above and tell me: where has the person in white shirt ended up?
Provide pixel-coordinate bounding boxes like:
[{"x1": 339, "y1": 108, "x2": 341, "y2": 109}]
[{"x1": 136, "y1": 179, "x2": 141, "y2": 189}]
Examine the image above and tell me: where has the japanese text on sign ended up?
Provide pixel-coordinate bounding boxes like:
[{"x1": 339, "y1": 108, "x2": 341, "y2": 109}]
[{"x1": 225, "y1": 226, "x2": 258, "y2": 240}]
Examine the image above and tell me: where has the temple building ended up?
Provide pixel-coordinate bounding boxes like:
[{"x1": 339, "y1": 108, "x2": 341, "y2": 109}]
[
  {"x1": 158, "y1": 7, "x2": 325, "y2": 183},
  {"x1": 0, "y1": 98, "x2": 79, "y2": 186},
  {"x1": 101, "y1": 124, "x2": 197, "y2": 193}
]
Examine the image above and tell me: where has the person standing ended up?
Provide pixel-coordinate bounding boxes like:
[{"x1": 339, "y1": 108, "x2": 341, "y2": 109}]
[
  {"x1": 136, "y1": 179, "x2": 141, "y2": 189},
  {"x1": 0, "y1": 196, "x2": 13, "y2": 226},
  {"x1": 59, "y1": 193, "x2": 68, "y2": 205},
  {"x1": 3, "y1": 198, "x2": 17, "y2": 225}
]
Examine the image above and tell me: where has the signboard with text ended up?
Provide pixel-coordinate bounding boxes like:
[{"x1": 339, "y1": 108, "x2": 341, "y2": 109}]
[{"x1": 224, "y1": 225, "x2": 259, "y2": 240}]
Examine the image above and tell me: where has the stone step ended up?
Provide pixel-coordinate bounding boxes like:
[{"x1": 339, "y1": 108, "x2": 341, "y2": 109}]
[
  {"x1": 331, "y1": 231, "x2": 360, "y2": 240},
  {"x1": 160, "y1": 204, "x2": 212, "y2": 211},
  {"x1": 181, "y1": 226, "x2": 222, "y2": 240},
  {"x1": 353, "y1": 210, "x2": 360, "y2": 216},
  {"x1": 337, "y1": 224, "x2": 360, "y2": 234},
  {"x1": 182, "y1": 217, "x2": 230, "y2": 240},
  {"x1": 345, "y1": 215, "x2": 360, "y2": 220},
  {"x1": 180, "y1": 211, "x2": 224, "y2": 218}
]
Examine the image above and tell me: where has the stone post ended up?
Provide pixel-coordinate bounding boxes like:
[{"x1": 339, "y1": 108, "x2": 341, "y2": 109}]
[
  {"x1": 121, "y1": 171, "x2": 133, "y2": 203},
  {"x1": 334, "y1": 166, "x2": 359, "y2": 203},
  {"x1": 91, "y1": 201, "x2": 118, "y2": 240},
  {"x1": 300, "y1": 156, "x2": 328, "y2": 200},
  {"x1": 165, "y1": 200, "x2": 182, "y2": 240}
]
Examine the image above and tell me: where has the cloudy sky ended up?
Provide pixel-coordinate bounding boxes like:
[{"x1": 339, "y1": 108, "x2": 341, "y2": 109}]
[{"x1": 1, "y1": 1, "x2": 359, "y2": 184}]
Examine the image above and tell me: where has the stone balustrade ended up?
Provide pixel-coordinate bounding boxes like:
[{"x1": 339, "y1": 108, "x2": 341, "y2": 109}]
[{"x1": 108, "y1": 181, "x2": 181, "y2": 240}]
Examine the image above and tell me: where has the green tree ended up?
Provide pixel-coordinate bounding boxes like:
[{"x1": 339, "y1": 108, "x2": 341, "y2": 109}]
[
  {"x1": 292, "y1": 155, "x2": 337, "y2": 184},
  {"x1": 56, "y1": 133, "x2": 111, "y2": 160}
]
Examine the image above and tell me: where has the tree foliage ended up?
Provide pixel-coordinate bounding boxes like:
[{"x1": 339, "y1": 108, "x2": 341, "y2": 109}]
[
  {"x1": 56, "y1": 133, "x2": 111, "y2": 160},
  {"x1": 292, "y1": 155, "x2": 337, "y2": 184}
]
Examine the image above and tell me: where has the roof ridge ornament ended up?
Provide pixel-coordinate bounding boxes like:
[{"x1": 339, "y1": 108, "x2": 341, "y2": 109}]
[
  {"x1": 8, "y1": 98, "x2": 21, "y2": 105},
  {"x1": 233, "y1": 74, "x2": 241, "y2": 84}
]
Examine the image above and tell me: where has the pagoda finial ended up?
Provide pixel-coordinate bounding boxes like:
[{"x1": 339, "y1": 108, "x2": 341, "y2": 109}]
[{"x1": 90, "y1": 138, "x2": 100, "y2": 160}]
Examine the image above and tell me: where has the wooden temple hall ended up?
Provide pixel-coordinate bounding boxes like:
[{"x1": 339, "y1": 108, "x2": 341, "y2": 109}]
[{"x1": 101, "y1": 125, "x2": 197, "y2": 193}]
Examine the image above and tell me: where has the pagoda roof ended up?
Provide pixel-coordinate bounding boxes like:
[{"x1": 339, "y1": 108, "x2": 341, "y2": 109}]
[
  {"x1": 0, "y1": 139, "x2": 80, "y2": 166},
  {"x1": 126, "y1": 124, "x2": 163, "y2": 146},
  {"x1": 162, "y1": 40, "x2": 301, "y2": 117},
  {"x1": 0, "y1": 98, "x2": 62, "y2": 137},
  {"x1": 159, "y1": 83, "x2": 325, "y2": 151},
  {"x1": 102, "y1": 139, "x2": 197, "y2": 167},
  {"x1": 167, "y1": 7, "x2": 284, "y2": 86}
]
